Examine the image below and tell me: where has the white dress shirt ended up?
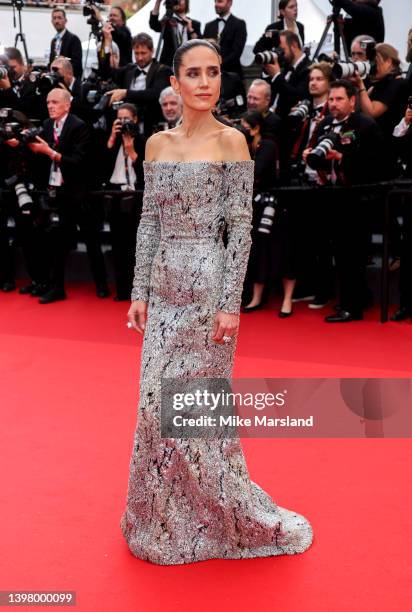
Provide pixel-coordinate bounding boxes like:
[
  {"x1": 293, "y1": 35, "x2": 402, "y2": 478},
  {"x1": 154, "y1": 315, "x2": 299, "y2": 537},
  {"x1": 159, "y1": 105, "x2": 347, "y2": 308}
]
[{"x1": 130, "y1": 62, "x2": 152, "y2": 91}]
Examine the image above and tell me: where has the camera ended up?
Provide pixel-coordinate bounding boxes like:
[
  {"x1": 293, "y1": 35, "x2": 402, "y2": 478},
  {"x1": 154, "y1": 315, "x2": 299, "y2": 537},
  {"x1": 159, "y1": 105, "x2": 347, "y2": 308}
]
[
  {"x1": 120, "y1": 118, "x2": 140, "y2": 137},
  {"x1": 4, "y1": 174, "x2": 35, "y2": 215},
  {"x1": 332, "y1": 60, "x2": 371, "y2": 80},
  {"x1": 306, "y1": 132, "x2": 342, "y2": 170},
  {"x1": 84, "y1": 72, "x2": 117, "y2": 111},
  {"x1": 289, "y1": 99, "x2": 311, "y2": 123},
  {"x1": 255, "y1": 193, "x2": 278, "y2": 235},
  {"x1": 29, "y1": 67, "x2": 64, "y2": 95},
  {"x1": 255, "y1": 49, "x2": 285, "y2": 67},
  {"x1": 83, "y1": 0, "x2": 103, "y2": 39}
]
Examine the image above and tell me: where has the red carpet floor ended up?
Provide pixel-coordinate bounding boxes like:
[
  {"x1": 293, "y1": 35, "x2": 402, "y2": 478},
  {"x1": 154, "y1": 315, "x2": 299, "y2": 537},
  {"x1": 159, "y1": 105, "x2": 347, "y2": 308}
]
[{"x1": 1, "y1": 283, "x2": 411, "y2": 612}]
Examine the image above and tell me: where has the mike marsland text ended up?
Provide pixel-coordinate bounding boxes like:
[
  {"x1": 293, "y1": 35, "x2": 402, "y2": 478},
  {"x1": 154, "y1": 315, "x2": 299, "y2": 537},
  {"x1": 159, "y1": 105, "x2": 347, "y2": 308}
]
[{"x1": 172, "y1": 415, "x2": 314, "y2": 427}]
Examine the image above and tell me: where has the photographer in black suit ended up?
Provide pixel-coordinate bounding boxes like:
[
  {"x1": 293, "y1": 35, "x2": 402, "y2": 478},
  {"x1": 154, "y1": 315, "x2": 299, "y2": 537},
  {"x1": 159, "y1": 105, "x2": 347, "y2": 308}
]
[
  {"x1": 303, "y1": 79, "x2": 385, "y2": 322},
  {"x1": 150, "y1": 0, "x2": 202, "y2": 68},
  {"x1": 264, "y1": 30, "x2": 310, "y2": 118},
  {"x1": 0, "y1": 48, "x2": 44, "y2": 119},
  {"x1": 28, "y1": 89, "x2": 90, "y2": 303},
  {"x1": 331, "y1": 0, "x2": 384, "y2": 48},
  {"x1": 49, "y1": 8, "x2": 83, "y2": 78},
  {"x1": 100, "y1": 33, "x2": 173, "y2": 137},
  {"x1": 203, "y1": 0, "x2": 247, "y2": 78},
  {"x1": 253, "y1": 0, "x2": 305, "y2": 54}
]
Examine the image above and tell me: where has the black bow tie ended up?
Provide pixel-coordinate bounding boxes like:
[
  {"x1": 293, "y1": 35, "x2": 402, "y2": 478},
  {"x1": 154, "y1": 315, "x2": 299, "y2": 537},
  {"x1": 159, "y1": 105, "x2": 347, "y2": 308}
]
[
  {"x1": 217, "y1": 17, "x2": 226, "y2": 22},
  {"x1": 135, "y1": 68, "x2": 147, "y2": 76}
]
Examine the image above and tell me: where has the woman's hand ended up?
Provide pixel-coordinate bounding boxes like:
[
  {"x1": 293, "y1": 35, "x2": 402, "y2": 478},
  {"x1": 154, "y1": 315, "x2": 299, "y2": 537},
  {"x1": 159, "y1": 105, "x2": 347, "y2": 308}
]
[
  {"x1": 122, "y1": 133, "x2": 138, "y2": 161},
  {"x1": 302, "y1": 147, "x2": 312, "y2": 163},
  {"x1": 127, "y1": 300, "x2": 148, "y2": 334},
  {"x1": 107, "y1": 118, "x2": 122, "y2": 148},
  {"x1": 211, "y1": 311, "x2": 239, "y2": 345}
]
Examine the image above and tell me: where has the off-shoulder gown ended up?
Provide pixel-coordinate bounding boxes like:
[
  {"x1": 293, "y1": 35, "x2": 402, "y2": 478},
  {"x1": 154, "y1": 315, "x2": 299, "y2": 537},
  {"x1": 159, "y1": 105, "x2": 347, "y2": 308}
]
[{"x1": 120, "y1": 160, "x2": 313, "y2": 564}]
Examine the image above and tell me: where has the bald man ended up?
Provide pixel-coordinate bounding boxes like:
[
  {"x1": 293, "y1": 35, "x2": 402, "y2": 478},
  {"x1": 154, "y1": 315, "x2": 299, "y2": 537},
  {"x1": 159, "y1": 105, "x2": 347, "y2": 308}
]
[{"x1": 29, "y1": 88, "x2": 95, "y2": 303}]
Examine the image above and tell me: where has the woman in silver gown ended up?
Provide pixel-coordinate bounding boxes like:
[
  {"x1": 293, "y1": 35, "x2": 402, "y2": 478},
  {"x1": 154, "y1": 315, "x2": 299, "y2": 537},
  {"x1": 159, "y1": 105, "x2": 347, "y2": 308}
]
[{"x1": 122, "y1": 39, "x2": 313, "y2": 565}]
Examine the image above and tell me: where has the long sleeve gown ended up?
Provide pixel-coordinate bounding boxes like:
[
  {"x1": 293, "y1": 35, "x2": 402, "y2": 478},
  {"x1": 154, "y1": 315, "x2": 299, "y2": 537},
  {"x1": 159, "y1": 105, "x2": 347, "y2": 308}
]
[{"x1": 120, "y1": 160, "x2": 313, "y2": 565}]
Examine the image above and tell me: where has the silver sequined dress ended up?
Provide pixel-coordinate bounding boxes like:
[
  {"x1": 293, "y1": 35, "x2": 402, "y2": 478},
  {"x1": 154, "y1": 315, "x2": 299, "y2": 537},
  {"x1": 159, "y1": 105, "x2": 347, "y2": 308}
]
[{"x1": 120, "y1": 160, "x2": 313, "y2": 564}]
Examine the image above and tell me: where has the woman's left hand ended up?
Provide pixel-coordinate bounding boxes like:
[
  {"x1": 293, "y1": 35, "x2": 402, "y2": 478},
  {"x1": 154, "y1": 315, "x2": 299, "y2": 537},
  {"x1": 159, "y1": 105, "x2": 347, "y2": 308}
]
[{"x1": 212, "y1": 311, "x2": 239, "y2": 345}]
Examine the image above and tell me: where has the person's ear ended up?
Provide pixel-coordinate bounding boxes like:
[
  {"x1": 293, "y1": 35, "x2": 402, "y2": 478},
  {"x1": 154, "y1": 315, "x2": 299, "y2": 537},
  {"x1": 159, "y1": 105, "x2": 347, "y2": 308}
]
[{"x1": 170, "y1": 75, "x2": 181, "y2": 95}]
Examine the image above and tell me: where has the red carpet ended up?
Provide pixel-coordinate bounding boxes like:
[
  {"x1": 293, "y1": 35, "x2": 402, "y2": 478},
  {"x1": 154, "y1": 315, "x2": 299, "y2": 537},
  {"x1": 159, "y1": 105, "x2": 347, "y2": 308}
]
[{"x1": 1, "y1": 283, "x2": 411, "y2": 612}]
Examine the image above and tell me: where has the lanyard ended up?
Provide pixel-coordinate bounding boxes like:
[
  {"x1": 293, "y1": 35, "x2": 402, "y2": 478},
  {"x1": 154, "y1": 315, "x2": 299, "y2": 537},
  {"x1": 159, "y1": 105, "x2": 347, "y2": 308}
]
[{"x1": 122, "y1": 144, "x2": 132, "y2": 187}]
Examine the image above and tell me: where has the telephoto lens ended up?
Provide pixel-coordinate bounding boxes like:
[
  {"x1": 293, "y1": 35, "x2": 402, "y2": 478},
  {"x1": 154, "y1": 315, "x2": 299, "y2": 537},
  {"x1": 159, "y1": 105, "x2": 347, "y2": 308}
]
[
  {"x1": 255, "y1": 50, "x2": 279, "y2": 65},
  {"x1": 332, "y1": 60, "x2": 370, "y2": 79},
  {"x1": 306, "y1": 133, "x2": 341, "y2": 171},
  {"x1": 289, "y1": 99, "x2": 311, "y2": 123},
  {"x1": 257, "y1": 194, "x2": 277, "y2": 235},
  {"x1": 14, "y1": 183, "x2": 34, "y2": 214}
]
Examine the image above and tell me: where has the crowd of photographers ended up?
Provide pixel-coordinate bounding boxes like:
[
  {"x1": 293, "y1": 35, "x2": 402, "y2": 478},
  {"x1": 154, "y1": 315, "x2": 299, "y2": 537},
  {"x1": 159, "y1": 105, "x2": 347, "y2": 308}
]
[{"x1": 1, "y1": 0, "x2": 412, "y2": 322}]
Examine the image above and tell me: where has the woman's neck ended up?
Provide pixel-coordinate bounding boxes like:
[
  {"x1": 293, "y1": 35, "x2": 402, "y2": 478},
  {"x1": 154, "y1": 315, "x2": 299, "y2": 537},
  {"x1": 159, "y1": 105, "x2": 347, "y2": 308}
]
[{"x1": 179, "y1": 109, "x2": 219, "y2": 138}]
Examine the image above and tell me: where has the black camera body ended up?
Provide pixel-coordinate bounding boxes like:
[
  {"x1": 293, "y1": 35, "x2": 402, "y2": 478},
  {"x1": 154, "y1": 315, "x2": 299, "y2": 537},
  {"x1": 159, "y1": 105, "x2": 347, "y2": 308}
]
[
  {"x1": 307, "y1": 132, "x2": 342, "y2": 171},
  {"x1": 120, "y1": 118, "x2": 140, "y2": 137}
]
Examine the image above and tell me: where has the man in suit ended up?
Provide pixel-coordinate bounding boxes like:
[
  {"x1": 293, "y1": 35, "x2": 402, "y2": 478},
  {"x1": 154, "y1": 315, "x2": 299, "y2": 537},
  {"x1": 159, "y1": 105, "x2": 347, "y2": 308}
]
[
  {"x1": 203, "y1": 0, "x2": 247, "y2": 79},
  {"x1": 90, "y1": 4, "x2": 132, "y2": 66},
  {"x1": 101, "y1": 32, "x2": 173, "y2": 137},
  {"x1": 150, "y1": 0, "x2": 202, "y2": 68},
  {"x1": 264, "y1": 30, "x2": 310, "y2": 118},
  {"x1": 28, "y1": 88, "x2": 90, "y2": 303},
  {"x1": 0, "y1": 47, "x2": 44, "y2": 119},
  {"x1": 303, "y1": 79, "x2": 385, "y2": 322},
  {"x1": 49, "y1": 8, "x2": 83, "y2": 79}
]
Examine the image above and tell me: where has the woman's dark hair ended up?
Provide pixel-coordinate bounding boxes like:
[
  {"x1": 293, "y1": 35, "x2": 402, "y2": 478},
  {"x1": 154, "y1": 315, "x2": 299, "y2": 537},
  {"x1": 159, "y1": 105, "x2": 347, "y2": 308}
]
[
  {"x1": 375, "y1": 43, "x2": 402, "y2": 75},
  {"x1": 242, "y1": 111, "x2": 265, "y2": 132},
  {"x1": 173, "y1": 39, "x2": 221, "y2": 78},
  {"x1": 117, "y1": 103, "x2": 138, "y2": 118},
  {"x1": 278, "y1": 0, "x2": 295, "y2": 18}
]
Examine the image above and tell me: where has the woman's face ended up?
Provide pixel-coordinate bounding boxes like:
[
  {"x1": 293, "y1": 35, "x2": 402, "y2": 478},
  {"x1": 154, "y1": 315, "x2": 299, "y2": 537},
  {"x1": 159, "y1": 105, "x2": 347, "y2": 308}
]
[
  {"x1": 281, "y1": 0, "x2": 298, "y2": 21},
  {"x1": 375, "y1": 53, "x2": 394, "y2": 79},
  {"x1": 171, "y1": 46, "x2": 221, "y2": 112}
]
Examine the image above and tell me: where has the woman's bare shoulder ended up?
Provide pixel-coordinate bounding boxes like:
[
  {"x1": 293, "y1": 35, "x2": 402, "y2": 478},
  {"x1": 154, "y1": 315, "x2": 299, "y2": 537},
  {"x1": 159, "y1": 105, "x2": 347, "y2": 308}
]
[
  {"x1": 218, "y1": 125, "x2": 251, "y2": 162},
  {"x1": 145, "y1": 130, "x2": 177, "y2": 161}
]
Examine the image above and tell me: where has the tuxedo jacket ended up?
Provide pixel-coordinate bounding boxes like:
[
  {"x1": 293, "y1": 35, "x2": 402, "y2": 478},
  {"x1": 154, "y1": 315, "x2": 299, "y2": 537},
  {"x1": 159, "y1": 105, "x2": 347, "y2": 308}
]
[
  {"x1": 0, "y1": 78, "x2": 45, "y2": 120},
  {"x1": 203, "y1": 14, "x2": 247, "y2": 77},
  {"x1": 337, "y1": 0, "x2": 385, "y2": 47},
  {"x1": 253, "y1": 18, "x2": 305, "y2": 54},
  {"x1": 37, "y1": 113, "x2": 90, "y2": 193},
  {"x1": 269, "y1": 54, "x2": 311, "y2": 118},
  {"x1": 149, "y1": 12, "x2": 202, "y2": 67},
  {"x1": 313, "y1": 111, "x2": 385, "y2": 185},
  {"x1": 49, "y1": 30, "x2": 83, "y2": 78},
  {"x1": 102, "y1": 59, "x2": 173, "y2": 136}
]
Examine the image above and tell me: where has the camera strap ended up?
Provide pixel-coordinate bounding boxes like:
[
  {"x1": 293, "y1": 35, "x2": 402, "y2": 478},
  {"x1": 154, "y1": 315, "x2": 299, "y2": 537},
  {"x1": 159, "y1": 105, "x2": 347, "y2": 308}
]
[{"x1": 122, "y1": 143, "x2": 132, "y2": 188}]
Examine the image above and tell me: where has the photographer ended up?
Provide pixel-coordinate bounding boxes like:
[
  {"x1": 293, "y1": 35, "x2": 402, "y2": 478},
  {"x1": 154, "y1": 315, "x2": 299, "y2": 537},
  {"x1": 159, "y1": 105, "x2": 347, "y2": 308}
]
[
  {"x1": 239, "y1": 111, "x2": 280, "y2": 313},
  {"x1": 28, "y1": 88, "x2": 90, "y2": 303},
  {"x1": 303, "y1": 79, "x2": 384, "y2": 322},
  {"x1": 253, "y1": 0, "x2": 304, "y2": 54},
  {"x1": 203, "y1": 0, "x2": 247, "y2": 79},
  {"x1": 91, "y1": 4, "x2": 132, "y2": 66},
  {"x1": 331, "y1": 0, "x2": 384, "y2": 48},
  {"x1": 264, "y1": 30, "x2": 310, "y2": 118},
  {"x1": 391, "y1": 102, "x2": 412, "y2": 321},
  {"x1": 355, "y1": 43, "x2": 409, "y2": 178},
  {"x1": 150, "y1": 0, "x2": 201, "y2": 68},
  {"x1": 49, "y1": 8, "x2": 83, "y2": 78},
  {"x1": 106, "y1": 103, "x2": 145, "y2": 300},
  {"x1": 0, "y1": 48, "x2": 44, "y2": 119},
  {"x1": 288, "y1": 62, "x2": 334, "y2": 308},
  {"x1": 99, "y1": 33, "x2": 173, "y2": 137}
]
